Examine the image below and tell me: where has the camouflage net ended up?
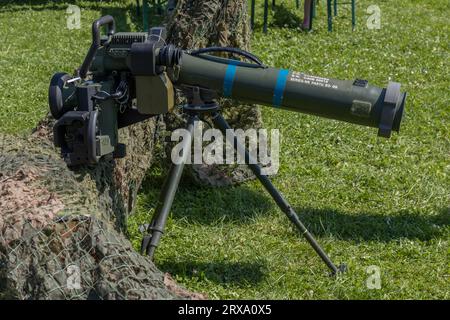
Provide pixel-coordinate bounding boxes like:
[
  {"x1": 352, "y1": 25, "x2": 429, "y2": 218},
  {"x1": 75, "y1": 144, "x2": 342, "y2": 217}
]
[
  {"x1": 0, "y1": 0, "x2": 260, "y2": 299},
  {"x1": 0, "y1": 129, "x2": 205, "y2": 300},
  {"x1": 1, "y1": 216, "x2": 180, "y2": 300}
]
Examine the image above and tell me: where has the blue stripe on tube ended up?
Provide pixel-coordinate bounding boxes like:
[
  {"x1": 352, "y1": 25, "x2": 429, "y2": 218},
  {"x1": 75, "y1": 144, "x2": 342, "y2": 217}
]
[
  {"x1": 273, "y1": 69, "x2": 289, "y2": 107},
  {"x1": 223, "y1": 63, "x2": 238, "y2": 98}
]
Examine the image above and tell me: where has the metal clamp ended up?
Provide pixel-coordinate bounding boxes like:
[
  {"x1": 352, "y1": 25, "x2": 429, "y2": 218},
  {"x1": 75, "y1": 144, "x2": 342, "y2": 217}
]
[{"x1": 378, "y1": 81, "x2": 401, "y2": 138}]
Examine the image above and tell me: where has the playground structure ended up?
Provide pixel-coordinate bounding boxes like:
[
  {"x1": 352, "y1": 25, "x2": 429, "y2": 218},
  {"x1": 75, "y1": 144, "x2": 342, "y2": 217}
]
[
  {"x1": 137, "y1": 0, "x2": 356, "y2": 33},
  {"x1": 136, "y1": 0, "x2": 171, "y2": 31},
  {"x1": 250, "y1": 0, "x2": 356, "y2": 32}
]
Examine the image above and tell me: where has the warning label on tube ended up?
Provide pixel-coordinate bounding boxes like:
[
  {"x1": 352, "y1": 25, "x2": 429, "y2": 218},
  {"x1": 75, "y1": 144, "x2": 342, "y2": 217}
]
[{"x1": 289, "y1": 72, "x2": 338, "y2": 89}]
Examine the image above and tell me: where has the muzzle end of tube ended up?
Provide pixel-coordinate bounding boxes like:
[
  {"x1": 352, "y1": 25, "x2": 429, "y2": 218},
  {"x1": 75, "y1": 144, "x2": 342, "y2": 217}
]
[{"x1": 378, "y1": 82, "x2": 407, "y2": 138}]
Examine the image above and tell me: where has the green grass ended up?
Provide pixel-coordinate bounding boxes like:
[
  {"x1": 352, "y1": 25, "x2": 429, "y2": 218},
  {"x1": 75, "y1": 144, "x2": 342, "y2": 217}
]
[{"x1": 1, "y1": 0, "x2": 449, "y2": 299}]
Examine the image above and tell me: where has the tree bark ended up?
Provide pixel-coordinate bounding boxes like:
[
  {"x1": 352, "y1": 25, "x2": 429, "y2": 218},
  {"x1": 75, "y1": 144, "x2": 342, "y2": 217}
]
[{"x1": 0, "y1": 0, "x2": 254, "y2": 299}]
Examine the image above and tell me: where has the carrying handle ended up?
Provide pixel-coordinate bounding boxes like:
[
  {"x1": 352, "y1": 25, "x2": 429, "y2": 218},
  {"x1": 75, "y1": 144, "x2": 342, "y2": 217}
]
[
  {"x1": 190, "y1": 47, "x2": 266, "y2": 68},
  {"x1": 78, "y1": 15, "x2": 116, "y2": 79}
]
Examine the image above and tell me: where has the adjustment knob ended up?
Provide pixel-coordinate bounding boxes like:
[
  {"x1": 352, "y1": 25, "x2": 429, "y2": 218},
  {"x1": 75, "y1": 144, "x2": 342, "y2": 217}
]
[{"x1": 49, "y1": 72, "x2": 73, "y2": 119}]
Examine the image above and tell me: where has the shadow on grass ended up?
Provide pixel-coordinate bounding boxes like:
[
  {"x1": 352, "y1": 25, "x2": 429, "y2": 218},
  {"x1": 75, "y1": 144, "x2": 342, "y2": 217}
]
[
  {"x1": 158, "y1": 259, "x2": 267, "y2": 286},
  {"x1": 295, "y1": 206, "x2": 450, "y2": 242},
  {"x1": 99, "y1": 1, "x2": 165, "y2": 30},
  {"x1": 272, "y1": 4, "x2": 303, "y2": 29},
  {"x1": 0, "y1": 0, "x2": 130, "y2": 12},
  {"x1": 140, "y1": 170, "x2": 449, "y2": 241},
  {"x1": 0, "y1": 0, "x2": 164, "y2": 30},
  {"x1": 140, "y1": 180, "x2": 274, "y2": 225}
]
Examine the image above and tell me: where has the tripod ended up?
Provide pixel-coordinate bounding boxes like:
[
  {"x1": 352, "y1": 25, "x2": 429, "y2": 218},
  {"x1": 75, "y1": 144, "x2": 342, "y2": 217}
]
[{"x1": 141, "y1": 89, "x2": 346, "y2": 275}]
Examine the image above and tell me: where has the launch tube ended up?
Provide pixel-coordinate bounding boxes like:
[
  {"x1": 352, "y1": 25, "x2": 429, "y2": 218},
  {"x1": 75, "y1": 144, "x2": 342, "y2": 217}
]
[{"x1": 172, "y1": 53, "x2": 406, "y2": 138}]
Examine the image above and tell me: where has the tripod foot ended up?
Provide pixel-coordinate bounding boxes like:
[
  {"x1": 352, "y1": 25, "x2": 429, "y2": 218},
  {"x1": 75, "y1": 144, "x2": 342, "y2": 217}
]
[
  {"x1": 140, "y1": 234, "x2": 153, "y2": 256},
  {"x1": 330, "y1": 263, "x2": 347, "y2": 277}
]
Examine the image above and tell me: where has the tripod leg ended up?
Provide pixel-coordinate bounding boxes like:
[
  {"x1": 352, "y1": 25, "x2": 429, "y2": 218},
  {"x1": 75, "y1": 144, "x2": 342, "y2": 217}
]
[
  {"x1": 250, "y1": 0, "x2": 255, "y2": 30},
  {"x1": 263, "y1": 0, "x2": 269, "y2": 33},
  {"x1": 143, "y1": 0, "x2": 149, "y2": 31},
  {"x1": 141, "y1": 115, "x2": 197, "y2": 259},
  {"x1": 211, "y1": 112, "x2": 345, "y2": 275}
]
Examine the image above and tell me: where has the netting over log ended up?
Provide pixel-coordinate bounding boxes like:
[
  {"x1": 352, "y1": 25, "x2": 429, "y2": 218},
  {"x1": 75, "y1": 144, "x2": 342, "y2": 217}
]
[
  {"x1": 0, "y1": 130, "x2": 194, "y2": 299},
  {"x1": 0, "y1": 0, "x2": 259, "y2": 299},
  {"x1": 2, "y1": 216, "x2": 174, "y2": 299}
]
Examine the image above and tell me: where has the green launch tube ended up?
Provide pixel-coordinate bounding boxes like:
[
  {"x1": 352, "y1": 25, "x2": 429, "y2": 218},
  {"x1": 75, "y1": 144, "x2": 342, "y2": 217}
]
[{"x1": 172, "y1": 53, "x2": 406, "y2": 138}]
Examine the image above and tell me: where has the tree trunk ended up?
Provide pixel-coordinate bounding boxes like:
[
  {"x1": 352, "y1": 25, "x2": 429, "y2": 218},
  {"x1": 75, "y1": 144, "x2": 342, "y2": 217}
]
[
  {"x1": 163, "y1": 0, "x2": 264, "y2": 186},
  {"x1": 0, "y1": 0, "x2": 254, "y2": 299}
]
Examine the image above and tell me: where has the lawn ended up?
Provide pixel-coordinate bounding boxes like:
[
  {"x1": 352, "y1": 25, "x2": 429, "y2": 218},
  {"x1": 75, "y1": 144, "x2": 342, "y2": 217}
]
[{"x1": 0, "y1": 0, "x2": 448, "y2": 299}]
